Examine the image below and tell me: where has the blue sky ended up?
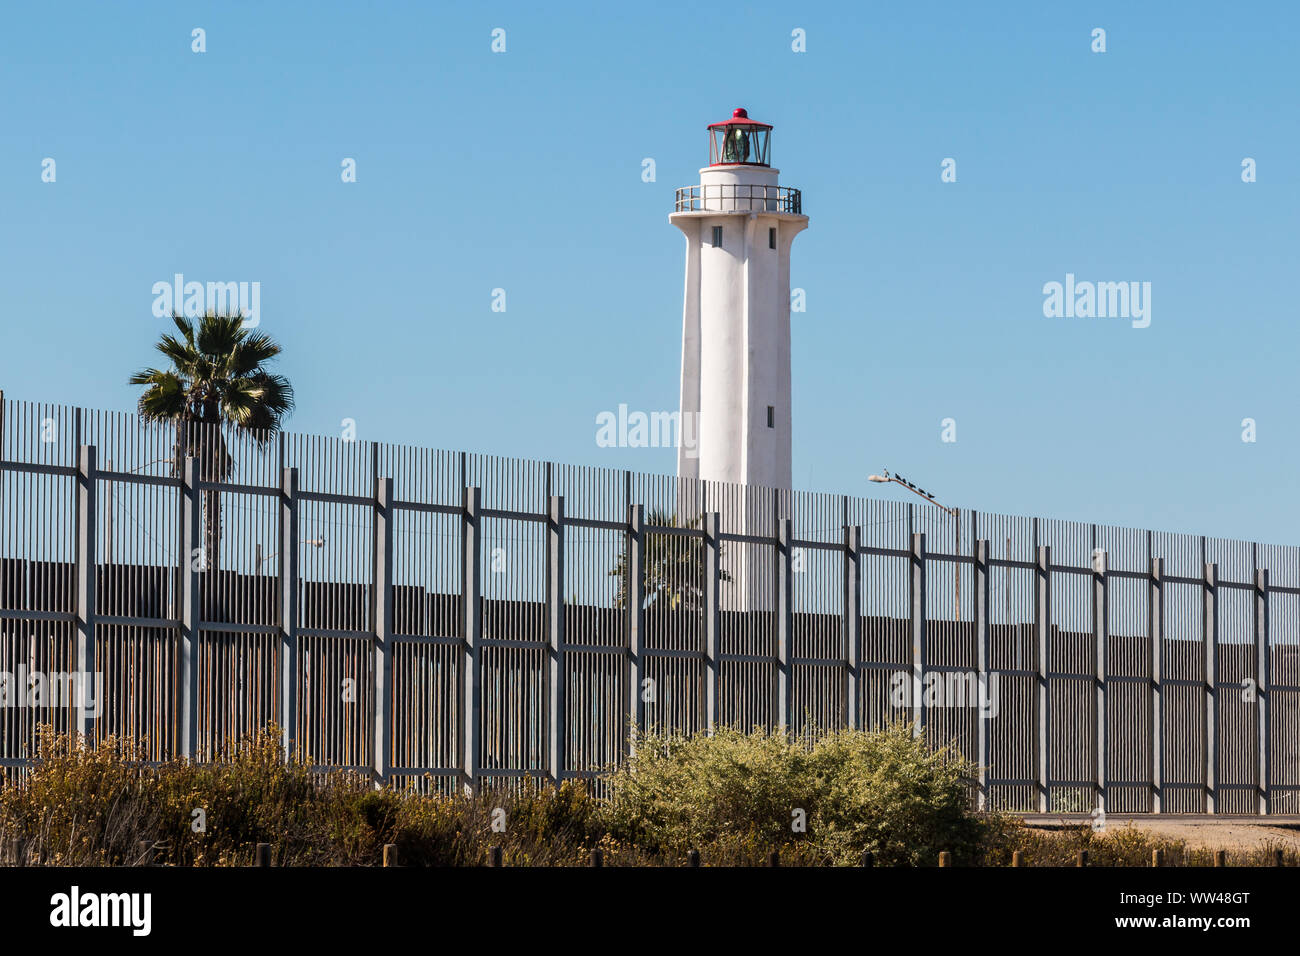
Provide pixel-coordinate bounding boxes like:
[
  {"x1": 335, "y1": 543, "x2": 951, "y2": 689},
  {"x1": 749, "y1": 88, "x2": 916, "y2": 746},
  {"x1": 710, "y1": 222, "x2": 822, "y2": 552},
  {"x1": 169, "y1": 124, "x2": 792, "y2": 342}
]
[{"x1": 1, "y1": 1, "x2": 1297, "y2": 544}]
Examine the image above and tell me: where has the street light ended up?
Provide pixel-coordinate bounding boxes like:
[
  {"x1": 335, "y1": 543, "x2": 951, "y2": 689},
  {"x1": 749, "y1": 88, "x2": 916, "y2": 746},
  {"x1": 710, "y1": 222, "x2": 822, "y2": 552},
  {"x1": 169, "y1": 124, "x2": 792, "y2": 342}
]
[
  {"x1": 868, "y1": 469, "x2": 964, "y2": 617},
  {"x1": 867, "y1": 469, "x2": 957, "y2": 518}
]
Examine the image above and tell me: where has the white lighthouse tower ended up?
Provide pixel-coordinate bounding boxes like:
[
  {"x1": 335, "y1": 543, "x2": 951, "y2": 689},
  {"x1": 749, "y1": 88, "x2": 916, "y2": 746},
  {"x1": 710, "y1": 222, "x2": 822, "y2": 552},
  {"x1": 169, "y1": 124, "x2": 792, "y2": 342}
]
[{"x1": 672, "y1": 107, "x2": 808, "y2": 491}]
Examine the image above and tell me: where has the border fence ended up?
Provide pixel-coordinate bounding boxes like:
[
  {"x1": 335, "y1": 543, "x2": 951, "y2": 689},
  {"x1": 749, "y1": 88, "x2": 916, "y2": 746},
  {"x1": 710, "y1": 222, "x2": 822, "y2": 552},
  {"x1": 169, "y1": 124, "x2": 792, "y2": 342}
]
[{"x1": 1, "y1": 394, "x2": 1298, "y2": 815}]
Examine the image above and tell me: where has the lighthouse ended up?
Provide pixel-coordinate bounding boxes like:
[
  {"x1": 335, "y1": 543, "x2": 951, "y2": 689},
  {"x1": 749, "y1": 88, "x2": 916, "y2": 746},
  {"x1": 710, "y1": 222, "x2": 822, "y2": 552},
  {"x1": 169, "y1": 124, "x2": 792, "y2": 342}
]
[{"x1": 672, "y1": 107, "x2": 808, "y2": 491}]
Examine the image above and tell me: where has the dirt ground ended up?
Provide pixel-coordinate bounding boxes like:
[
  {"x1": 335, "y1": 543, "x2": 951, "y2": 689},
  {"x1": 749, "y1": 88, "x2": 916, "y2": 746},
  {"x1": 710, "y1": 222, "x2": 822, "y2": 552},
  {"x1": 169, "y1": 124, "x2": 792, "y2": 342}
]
[{"x1": 1036, "y1": 820, "x2": 1300, "y2": 851}]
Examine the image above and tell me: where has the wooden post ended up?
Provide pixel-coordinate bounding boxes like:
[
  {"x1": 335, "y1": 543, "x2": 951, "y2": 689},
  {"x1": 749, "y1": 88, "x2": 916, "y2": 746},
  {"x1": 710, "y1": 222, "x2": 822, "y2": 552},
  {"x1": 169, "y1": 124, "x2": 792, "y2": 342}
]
[
  {"x1": 1256, "y1": 568, "x2": 1271, "y2": 815},
  {"x1": 704, "y1": 512, "x2": 721, "y2": 735},
  {"x1": 687, "y1": 849, "x2": 701, "y2": 867},
  {"x1": 975, "y1": 539, "x2": 991, "y2": 810},
  {"x1": 589, "y1": 848, "x2": 603, "y2": 868},
  {"x1": 1093, "y1": 548, "x2": 1108, "y2": 816},
  {"x1": 179, "y1": 456, "x2": 201, "y2": 760},
  {"x1": 373, "y1": 477, "x2": 394, "y2": 785},
  {"x1": 911, "y1": 532, "x2": 927, "y2": 736},
  {"x1": 548, "y1": 495, "x2": 567, "y2": 784},
  {"x1": 767, "y1": 850, "x2": 780, "y2": 868},
  {"x1": 76, "y1": 445, "x2": 97, "y2": 741},
  {"x1": 627, "y1": 504, "x2": 645, "y2": 748},
  {"x1": 1213, "y1": 849, "x2": 1226, "y2": 868},
  {"x1": 1151, "y1": 557, "x2": 1164, "y2": 813},
  {"x1": 255, "y1": 843, "x2": 271, "y2": 867},
  {"x1": 1036, "y1": 545, "x2": 1051, "y2": 813},
  {"x1": 279, "y1": 467, "x2": 299, "y2": 760},
  {"x1": 1011, "y1": 850, "x2": 1023, "y2": 868},
  {"x1": 777, "y1": 517, "x2": 793, "y2": 733},
  {"x1": 461, "y1": 487, "x2": 482, "y2": 795},
  {"x1": 1205, "y1": 562, "x2": 1219, "y2": 814},
  {"x1": 1076, "y1": 849, "x2": 1088, "y2": 867},
  {"x1": 488, "y1": 845, "x2": 502, "y2": 867},
  {"x1": 382, "y1": 844, "x2": 398, "y2": 867},
  {"x1": 938, "y1": 851, "x2": 951, "y2": 868},
  {"x1": 861, "y1": 850, "x2": 874, "y2": 867},
  {"x1": 1152, "y1": 848, "x2": 1163, "y2": 868}
]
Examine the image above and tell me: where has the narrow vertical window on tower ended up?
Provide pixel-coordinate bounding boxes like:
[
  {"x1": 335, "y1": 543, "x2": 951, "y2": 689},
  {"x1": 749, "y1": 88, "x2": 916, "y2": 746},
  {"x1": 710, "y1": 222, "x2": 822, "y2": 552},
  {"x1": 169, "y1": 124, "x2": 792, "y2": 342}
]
[
  {"x1": 767, "y1": 405, "x2": 775, "y2": 428},
  {"x1": 711, "y1": 225, "x2": 723, "y2": 248},
  {"x1": 769, "y1": 227, "x2": 776, "y2": 249}
]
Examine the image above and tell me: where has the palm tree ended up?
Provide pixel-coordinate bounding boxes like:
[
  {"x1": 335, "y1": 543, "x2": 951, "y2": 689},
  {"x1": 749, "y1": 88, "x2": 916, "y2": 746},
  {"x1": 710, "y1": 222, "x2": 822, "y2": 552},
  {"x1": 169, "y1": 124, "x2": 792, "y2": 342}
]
[
  {"x1": 609, "y1": 510, "x2": 730, "y2": 612},
  {"x1": 130, "y1": 313, "x2": 294, "y2": 572}
]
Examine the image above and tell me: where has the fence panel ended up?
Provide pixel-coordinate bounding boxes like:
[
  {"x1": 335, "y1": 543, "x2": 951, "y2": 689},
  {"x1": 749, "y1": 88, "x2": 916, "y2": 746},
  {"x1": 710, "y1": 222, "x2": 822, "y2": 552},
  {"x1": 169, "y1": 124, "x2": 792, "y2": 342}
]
[{"x1": 0, "y1": 395, "x2": 1297, "y2": 813}]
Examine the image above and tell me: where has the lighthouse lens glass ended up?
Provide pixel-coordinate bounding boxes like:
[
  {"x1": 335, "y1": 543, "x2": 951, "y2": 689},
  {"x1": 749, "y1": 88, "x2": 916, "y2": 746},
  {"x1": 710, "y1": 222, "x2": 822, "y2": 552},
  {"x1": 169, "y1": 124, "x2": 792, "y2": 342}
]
[{"x1": 710, "y1": 125, "x2": 770, "y2": 166}]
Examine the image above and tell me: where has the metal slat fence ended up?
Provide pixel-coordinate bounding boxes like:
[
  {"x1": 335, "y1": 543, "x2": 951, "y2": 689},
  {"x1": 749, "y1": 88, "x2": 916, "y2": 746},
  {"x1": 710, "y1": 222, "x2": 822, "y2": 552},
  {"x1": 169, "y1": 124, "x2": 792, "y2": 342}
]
[{"x1": 0, "y1": 394, "x2": 1297, "y2": 813}]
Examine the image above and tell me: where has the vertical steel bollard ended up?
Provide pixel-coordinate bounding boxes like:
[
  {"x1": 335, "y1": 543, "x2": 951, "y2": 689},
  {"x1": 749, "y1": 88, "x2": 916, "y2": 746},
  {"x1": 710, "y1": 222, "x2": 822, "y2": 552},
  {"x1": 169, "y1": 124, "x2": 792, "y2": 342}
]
[{"x1": 373, "y1": 478, "x2": 395, "y2": 786}]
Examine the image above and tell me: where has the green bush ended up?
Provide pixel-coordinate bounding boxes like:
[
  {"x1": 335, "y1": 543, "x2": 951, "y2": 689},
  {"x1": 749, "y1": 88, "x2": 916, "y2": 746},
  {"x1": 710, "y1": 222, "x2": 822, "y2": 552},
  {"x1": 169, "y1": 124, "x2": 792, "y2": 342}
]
[{"x1": 601, "y1": 723, "x2": 988, "y2": 866}]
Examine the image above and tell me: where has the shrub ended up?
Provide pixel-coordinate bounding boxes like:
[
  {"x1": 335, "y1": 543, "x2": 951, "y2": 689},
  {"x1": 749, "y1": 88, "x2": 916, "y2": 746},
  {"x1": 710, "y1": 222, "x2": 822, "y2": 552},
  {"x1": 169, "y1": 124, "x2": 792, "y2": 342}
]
[
  {"x1": 601, "y1": 723, "x2": 988, "y2": 865},
  {"x1": 809, "y1": 727, "x2": 987, "y2": 866}
]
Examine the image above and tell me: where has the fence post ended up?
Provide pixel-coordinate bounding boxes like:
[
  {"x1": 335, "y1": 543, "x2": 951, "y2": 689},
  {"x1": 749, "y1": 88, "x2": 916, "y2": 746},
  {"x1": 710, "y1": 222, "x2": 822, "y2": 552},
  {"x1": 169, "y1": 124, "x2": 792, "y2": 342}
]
[
  {"x1": 76, "y1": 444, "x2": 97, "y2": 742},
  {"x1": 279, "y1": 467, "x2": 299, "y2": 760},
  {"x1": 777, "y1": 517, "x2": 793, "y2": 733},
  {"x1": 1205, "y1": 561, "x2": 1218, "y2": 814},
  {"x1": 461, "y1": 487, "x2": 482, "y2": 796},
  {"x1": 704, "y1": 512, "x2": 721, "y2": 735},
  {"x1": 548, "y1": 495, "x2": 567, "y2": 784},
  {"x1": 627, "y1": 503, "x2": 645, "y2": 749},
  {"x1": 910, "y1": 532, "x2": 927, "y2": 736},
  {"x1": 373, "y1": 476, "x2": 394, "y2": 785},
  {"x1": 845, "y1": 525, "x2": 862, "y2": 731},
  {"x1": 1093, "y1": 548, "x2": 1108, "y2": 816},
  {"x1": 1256, "y1": 568, "x2": 1270, "y2": 815},
  {"x1": 179, "y1": 456, "x2": 201, "y2": 760},
  {"x1": 1035, "y1": 545, "x2": 1051, "y2": 813},
  {"x1": 1151, "y1": 557, "x2": 1164, "y2": 814},
  {"x1": 975, "y1": 539, "x2": 990, "y2": 810}
]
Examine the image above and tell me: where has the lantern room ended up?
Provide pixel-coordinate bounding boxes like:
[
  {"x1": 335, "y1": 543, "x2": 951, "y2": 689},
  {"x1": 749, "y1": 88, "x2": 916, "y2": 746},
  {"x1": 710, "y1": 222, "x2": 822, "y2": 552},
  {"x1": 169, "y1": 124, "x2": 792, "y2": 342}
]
[{"x1": 707, "y1": 107, "x2": 772, "y2": 166}]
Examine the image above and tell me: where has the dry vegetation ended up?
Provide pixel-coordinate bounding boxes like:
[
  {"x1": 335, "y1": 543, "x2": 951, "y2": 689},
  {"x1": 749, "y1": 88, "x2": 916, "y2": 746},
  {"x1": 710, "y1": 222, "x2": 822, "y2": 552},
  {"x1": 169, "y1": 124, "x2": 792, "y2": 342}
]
[{"x1": 0, "y1": 726, "x2": 1292, "y2": 867}]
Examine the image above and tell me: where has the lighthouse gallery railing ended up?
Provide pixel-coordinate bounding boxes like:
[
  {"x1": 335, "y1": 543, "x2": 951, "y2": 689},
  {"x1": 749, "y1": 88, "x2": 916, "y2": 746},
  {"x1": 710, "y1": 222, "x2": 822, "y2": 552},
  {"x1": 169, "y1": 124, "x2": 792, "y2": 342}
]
[{"x1": 674, "y1": 184, "x2": 803, "y2": 214}]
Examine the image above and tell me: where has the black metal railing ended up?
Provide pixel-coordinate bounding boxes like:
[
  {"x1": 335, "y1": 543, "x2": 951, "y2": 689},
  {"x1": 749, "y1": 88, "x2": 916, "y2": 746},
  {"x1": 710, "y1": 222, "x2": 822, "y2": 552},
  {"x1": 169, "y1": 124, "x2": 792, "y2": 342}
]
[{"x1": 674, "y1": 184, "x2": 802, "y2": 214}]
